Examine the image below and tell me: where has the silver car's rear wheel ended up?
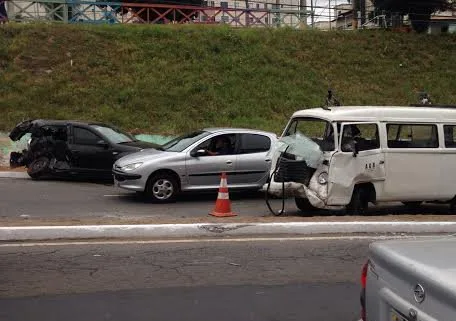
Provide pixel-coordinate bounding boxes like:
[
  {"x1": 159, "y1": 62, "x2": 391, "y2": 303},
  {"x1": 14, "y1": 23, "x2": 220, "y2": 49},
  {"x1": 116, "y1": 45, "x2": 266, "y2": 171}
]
[{"x1": 146, "y1": 173, "x2": 179, "y2": 203}]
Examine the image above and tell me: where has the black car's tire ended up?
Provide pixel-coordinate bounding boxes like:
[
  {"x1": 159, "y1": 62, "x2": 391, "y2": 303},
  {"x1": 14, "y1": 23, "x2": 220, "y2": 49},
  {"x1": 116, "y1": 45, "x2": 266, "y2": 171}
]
[
  {"x1": 346, "y1": 186, "x2": 369, "y2": 216},
  {"x1": 145, "y1": 173, "x2": 180, "y2": 203},
  {"x1": 295, "y1": 197, "x2": 316, "y2": 215},
  {"x1": 402, "y1": 201, "x2": 422, "y2": 209},
  {"x1": 450, "y1": 198, "x2": 456, "y2": 213},
  {"x1": 27, "y1": 157, "x2": 50, "y2": 180}
]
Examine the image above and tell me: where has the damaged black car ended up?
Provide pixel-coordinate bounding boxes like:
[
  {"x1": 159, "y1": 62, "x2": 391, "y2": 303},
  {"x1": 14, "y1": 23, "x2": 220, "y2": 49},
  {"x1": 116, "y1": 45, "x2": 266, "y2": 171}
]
[{"x1": 9, "y1": 120, "x2": 159, "y2": 180}]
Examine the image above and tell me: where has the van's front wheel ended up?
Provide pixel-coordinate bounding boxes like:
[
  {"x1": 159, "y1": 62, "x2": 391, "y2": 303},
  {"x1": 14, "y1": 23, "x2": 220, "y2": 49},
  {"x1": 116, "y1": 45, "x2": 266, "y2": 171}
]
[{"x1": 346, "y1": 186, "x2": 369, "y2": 215}]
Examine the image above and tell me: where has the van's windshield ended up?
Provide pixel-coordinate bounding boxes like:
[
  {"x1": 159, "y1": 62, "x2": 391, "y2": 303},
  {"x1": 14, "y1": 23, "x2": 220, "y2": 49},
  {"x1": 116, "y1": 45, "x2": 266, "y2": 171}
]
[{"x1": 284, "y1": 118, "x2": 335, "y2": 151}]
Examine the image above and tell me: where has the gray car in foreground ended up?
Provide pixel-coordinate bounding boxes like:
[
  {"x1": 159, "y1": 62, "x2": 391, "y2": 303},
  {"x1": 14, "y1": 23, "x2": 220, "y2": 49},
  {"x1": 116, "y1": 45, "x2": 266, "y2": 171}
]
[
  {"x1": 361, "y1": 237, "x2": 456, "y2": 321},
  {"x1": 113, "y1": 128, "x2": 277, "y2": 202}
]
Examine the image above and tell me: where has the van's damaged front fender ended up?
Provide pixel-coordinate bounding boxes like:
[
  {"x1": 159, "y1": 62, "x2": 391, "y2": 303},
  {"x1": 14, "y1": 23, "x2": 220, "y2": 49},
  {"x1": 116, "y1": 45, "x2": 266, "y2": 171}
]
[{"x1": 264, "y1": 180, "x2": 344, "y2": 210}]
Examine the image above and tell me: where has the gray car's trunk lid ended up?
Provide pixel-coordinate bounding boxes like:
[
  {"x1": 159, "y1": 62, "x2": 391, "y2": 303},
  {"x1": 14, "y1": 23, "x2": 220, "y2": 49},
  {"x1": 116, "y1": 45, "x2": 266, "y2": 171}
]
[{"x1": 368, "y1": 238, "x2": 456, "y2": 321}]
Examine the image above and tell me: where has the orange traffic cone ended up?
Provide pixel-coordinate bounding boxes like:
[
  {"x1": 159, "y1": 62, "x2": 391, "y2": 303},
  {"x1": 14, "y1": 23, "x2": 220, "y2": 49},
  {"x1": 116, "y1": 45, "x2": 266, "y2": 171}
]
[{"x1": 210, "y1": 172, "x2": 237, "y2": 217}]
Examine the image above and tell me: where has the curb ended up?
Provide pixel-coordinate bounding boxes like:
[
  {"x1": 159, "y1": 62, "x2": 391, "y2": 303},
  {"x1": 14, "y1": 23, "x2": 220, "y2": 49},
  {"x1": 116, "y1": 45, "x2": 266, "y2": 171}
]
[
  {"x1": 0, "y1": 171, "x2": 29, "y2": 179},
  {"x1": 1, "y1": 221, "x2": 456, "y2": 241}
]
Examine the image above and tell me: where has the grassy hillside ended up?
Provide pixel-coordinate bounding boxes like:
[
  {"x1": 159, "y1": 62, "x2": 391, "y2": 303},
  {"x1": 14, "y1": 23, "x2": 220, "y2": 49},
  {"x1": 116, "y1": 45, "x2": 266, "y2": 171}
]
[{"x1": 1, "y1": 24, "x2": 455, "y2": 135}]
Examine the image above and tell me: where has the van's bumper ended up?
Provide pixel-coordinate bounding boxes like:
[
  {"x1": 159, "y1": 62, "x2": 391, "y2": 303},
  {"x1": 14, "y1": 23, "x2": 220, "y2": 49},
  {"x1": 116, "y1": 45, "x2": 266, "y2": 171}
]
[{"x1": 264, "y1": 180, "x2": 344, "y2": 210}]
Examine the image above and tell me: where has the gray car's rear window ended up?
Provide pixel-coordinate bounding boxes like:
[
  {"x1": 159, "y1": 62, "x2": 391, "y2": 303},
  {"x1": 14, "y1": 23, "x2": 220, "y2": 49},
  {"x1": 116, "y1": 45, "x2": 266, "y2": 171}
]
[{"x1": 162, "y1": 131, "x2": 211, "y2": 152}]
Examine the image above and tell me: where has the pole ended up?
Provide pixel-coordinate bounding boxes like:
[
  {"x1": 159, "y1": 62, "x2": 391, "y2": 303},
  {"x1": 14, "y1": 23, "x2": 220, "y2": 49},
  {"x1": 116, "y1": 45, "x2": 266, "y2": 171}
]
[
  {"x1": 276, "y1": 0, "x2": 280, "y2": 27},
  {"x1": 245, "y1": 0, "x2": 249, "y2": 26},
  {"x1": 352, "y1": 0, "x2": 358, "y2": 29},
  {"x1": 299, "y1": 0, "x2": 306, "y2": 27},
  {"x1": 329, "y1": 0, "x2": 331, "y2": 30},
  {"x1": 310, "y1": 0, "x2": 314, "y2": 27}
]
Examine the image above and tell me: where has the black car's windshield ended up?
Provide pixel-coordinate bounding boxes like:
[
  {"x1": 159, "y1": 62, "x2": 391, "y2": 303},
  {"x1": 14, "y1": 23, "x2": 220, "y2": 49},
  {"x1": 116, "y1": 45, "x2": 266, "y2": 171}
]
[
  {"x1": 161, "y1": 131, "x2": 210, "y2": 152},
  {"x1": 91, "y1": 125, "x2": 135, "y2": 144}
]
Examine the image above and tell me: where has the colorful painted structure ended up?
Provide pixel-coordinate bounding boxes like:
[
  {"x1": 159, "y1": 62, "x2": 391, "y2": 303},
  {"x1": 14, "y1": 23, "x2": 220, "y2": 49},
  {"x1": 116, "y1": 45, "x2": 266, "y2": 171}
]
[{"x1": 0, "y1": 0, "x2": 309, "y2": 27}]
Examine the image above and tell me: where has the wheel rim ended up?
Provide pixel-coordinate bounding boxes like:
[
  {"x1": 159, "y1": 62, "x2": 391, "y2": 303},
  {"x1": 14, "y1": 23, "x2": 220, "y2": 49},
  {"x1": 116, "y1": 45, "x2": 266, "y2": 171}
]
[
  {"x1": 33, "y1": 159, "x2": 47, "y2": 171},
  {"x1": 152, "y1": 179, "x2": 174, "y2": 200}
]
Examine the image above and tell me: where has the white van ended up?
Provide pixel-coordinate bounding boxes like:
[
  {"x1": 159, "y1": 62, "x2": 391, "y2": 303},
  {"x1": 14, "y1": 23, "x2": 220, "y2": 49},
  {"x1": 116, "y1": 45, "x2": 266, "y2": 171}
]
[{"x1": 266, "y1": 106, "x2": 456, "y2": 215}]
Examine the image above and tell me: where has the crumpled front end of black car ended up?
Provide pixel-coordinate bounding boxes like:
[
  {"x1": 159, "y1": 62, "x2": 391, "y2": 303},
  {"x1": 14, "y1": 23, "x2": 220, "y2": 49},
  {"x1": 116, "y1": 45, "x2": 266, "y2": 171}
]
[{"x1": 9, "y1": 124, "x2": 72, "y2": 179}]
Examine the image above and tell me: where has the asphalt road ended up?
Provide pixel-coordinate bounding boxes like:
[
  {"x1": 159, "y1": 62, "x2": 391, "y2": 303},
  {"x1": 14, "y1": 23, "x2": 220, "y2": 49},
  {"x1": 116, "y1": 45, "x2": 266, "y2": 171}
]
[
  {"x1": 0, "y1": 237, "x2": 370, "y2": 321},
  {"x1": 0, "y1": 178, "x2": 453, "y2": 222},
  {"x1": 0, "y1": 178, "x2": 293, "y2": 219}
]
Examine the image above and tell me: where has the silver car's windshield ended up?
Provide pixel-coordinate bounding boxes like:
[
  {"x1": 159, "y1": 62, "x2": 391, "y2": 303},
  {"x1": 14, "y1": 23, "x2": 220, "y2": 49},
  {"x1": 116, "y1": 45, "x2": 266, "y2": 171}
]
[
  {"x1": 91, "y1": 125, "x2": 135, "y2": 144},
  {"x1": 161, "y1": 131, "x2": 211, "y2": 152}
]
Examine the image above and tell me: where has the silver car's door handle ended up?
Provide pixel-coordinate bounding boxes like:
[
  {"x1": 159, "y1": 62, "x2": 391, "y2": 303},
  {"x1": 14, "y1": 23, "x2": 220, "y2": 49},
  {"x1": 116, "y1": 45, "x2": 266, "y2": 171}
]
[
  {"x1": 226, "y1": 160, "x2": 233, "y2": 165},
  {"x1": 265, "y1": 159, "x2": 271, "y2": 162}
]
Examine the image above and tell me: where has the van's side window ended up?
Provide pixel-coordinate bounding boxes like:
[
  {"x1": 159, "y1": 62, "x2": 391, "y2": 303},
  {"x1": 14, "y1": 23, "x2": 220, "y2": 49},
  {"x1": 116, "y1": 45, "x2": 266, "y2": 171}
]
[
  {"x1": 387, "y1": 124, "x2": 438, "y2": 148},
  {"x1": 341, "y1": 123, "x2": 379, "y2": 152},
  {"x1": 444, "y1": 125, "x2": 456, "y2": 148}
]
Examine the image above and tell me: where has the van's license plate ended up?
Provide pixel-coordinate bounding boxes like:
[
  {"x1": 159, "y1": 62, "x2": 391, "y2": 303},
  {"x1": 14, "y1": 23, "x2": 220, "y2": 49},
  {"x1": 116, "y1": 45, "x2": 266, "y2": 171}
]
[{"x1": 391, "y1": 309, "x2": 408, "y2": 321}]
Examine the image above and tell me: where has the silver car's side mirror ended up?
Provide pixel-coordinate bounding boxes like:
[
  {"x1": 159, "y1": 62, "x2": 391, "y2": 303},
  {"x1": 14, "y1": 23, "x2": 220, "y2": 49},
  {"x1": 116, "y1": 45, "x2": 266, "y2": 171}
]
[{"x1": 192, "y1": 149, "x2": 207, "y2": 157}]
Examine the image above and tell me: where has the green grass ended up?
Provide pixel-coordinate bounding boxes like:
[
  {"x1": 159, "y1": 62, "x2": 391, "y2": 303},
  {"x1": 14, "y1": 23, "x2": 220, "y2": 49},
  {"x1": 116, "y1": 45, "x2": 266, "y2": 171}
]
[{"x1": 1, "y1": 23, "x2": 456, "y2": 135}]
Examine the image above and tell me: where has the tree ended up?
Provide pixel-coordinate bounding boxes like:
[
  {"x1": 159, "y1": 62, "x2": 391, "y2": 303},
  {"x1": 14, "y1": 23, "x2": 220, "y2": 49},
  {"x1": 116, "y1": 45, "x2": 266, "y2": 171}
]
[{"x1": 373, "y1": 0, "x2": 455, "y2": 33}]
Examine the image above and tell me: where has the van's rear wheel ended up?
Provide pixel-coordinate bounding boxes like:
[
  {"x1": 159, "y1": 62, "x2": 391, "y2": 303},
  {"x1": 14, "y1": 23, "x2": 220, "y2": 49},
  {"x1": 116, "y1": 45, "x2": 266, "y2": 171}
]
[
  {"x1": 346, "y1": 186, "x2": 369, "y2": 215},
  {"x1": 295, "y1": 197, "x2": 316, "y2": 216}
]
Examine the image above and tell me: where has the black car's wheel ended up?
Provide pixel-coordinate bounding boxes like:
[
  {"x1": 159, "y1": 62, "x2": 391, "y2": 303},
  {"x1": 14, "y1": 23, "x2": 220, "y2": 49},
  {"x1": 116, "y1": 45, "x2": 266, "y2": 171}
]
[
  {"x1": 402, "y1": 201, "x2": 422, "y2": 209},
  {"x1": 450, "y1": 198, "x2": 456, "y2": 213},
  {"x1": 295, "y1": 197, "x2": 316, "y2": 216},
  {"x1": 346, "y1": 186, "x2": 369, "y2": 215},
  {"x1": 145, "y1": 173, "x2": 180, "y2": 203},
  {"x1": 27, "y1": 157, "x2": 50, "y2": 180}
]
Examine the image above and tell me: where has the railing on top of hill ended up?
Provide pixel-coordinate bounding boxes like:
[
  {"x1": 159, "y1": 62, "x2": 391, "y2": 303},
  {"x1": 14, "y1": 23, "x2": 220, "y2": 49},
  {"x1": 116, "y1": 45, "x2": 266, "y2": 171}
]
[{"x1": 0, "y1": 0, "x2": 310, "y2": 28}]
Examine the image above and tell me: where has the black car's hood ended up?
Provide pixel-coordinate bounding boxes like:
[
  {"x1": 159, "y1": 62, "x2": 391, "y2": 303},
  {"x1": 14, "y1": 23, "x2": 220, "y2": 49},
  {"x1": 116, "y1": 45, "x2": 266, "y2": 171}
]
[
  {"x1": 120, "y1": 140, "x2": 160, "y2": 150},
  {"x1": 9, "y1": 120, "x2": 35, "y2": 141}
]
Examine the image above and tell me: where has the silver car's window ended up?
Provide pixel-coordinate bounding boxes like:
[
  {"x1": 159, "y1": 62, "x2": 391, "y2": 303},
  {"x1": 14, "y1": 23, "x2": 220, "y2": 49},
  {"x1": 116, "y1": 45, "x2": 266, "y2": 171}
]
[
  {"x1": 194, "y1": 134, "x2": 236, "y2": 156},
  {"x1": 162, "y1": 131, "x2": 211, "y2": 152},
  {"x1": 239, "y1": 134, "x2": 270, "y2": 154},
  {"x1": 91, "y1": 125, "x2": 135, "y2": 144},
  {"x1": 285, "y1": 118, "x2": 334, "y2": 151}
]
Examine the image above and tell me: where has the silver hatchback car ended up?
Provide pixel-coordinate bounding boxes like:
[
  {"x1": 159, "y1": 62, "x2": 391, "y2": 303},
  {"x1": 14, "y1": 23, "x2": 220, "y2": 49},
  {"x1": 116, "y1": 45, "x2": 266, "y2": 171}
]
[{"x1": 113, "y1": 128, "x2": 277, "y2": 202}]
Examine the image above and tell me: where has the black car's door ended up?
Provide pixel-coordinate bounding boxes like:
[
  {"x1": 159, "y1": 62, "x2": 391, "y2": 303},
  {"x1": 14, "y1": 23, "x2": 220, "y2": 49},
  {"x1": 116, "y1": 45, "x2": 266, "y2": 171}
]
[{"x1": 68, "y1": 126, "x2": 114, "y2": 172}]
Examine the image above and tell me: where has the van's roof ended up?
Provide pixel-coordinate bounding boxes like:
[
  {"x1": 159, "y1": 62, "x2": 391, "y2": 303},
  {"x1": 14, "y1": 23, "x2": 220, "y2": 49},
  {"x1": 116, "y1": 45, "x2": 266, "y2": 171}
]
[{"x1": 292, "y1": 106, "x2": 456, "y2": 123}]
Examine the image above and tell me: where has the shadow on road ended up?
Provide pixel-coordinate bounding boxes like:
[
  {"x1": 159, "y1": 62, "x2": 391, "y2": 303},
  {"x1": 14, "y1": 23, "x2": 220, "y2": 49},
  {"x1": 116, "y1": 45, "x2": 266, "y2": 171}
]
[
  {"x1": 114, "y1": 190, "x2": 454, "y2": 218},
  {"x1": 25, "y1": 177, "x2": 455, "y2": 218}
]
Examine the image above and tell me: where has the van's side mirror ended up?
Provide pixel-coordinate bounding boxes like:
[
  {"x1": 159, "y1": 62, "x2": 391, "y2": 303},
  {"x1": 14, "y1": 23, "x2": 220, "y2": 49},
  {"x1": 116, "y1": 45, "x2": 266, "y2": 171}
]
[
  {"x1": 342, "y1": 141, "x2": 358, "y2": 157},
  {"x1": 191, "y1": 149, "x2": 207, "y2": 157},
  {"x1": 353, "y1": 143, "x2": 359, "y2": 157}
]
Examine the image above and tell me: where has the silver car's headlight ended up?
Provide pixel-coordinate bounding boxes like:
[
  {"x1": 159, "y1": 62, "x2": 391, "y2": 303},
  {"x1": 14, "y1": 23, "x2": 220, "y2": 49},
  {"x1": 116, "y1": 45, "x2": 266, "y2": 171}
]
[
  {"x1": 121, "y1": 162, "x2": 143, "y2": 171},
  {"x1": 318, "y1": 172, "x2": 328, "y2": 185}
]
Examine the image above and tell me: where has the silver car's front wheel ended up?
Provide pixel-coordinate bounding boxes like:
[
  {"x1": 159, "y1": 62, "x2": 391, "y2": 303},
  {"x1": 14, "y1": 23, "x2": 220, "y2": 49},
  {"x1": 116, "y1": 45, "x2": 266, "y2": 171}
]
[
  {"x1": 152, "y1": 179, "x2": 174, "y2": 200},
  {"x1": 146, "y1": 173, "x2": 179, "y2": 203}
]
